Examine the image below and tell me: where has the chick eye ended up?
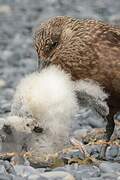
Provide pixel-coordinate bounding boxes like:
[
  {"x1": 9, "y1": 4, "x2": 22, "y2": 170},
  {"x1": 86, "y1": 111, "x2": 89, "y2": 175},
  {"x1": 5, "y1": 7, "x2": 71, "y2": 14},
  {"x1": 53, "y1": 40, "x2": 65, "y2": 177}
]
[
  {"x1": 3, "y1": 125, "x2": 12, "y2": 135},
  {"x1": 33, "y1": 126, "x2": 43, "y2": 133}
]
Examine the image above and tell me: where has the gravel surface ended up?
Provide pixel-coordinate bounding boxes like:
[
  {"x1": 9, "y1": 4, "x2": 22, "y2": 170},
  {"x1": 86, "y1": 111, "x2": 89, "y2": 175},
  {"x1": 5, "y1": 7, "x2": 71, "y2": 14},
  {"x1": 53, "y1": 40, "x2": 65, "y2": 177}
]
[{"x1": 0, "y1": 0, "x2": 120, "y2": 179}]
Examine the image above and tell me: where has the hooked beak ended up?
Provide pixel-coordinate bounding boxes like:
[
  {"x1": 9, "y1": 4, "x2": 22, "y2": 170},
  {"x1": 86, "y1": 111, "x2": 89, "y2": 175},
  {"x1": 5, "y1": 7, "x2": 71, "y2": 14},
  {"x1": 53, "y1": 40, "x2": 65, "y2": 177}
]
[{"x1": 37, "y1": 58, "x2": 51, "y2": 72}]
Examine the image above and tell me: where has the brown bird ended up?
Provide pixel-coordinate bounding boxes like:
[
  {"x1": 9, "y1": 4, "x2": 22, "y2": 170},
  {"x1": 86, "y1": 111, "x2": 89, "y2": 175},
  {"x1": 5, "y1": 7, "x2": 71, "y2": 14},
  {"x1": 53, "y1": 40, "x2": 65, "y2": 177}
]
[{"x1": 33, "y1": 16, "x2": 120, "y2": 158}]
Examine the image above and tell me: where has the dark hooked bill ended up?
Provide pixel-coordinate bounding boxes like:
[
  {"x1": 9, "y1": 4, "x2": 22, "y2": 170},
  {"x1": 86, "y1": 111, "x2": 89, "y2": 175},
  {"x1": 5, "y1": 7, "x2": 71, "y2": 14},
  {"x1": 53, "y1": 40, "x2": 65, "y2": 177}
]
[{"x1": 37, "y1": 58, "x2": 51, "y2": 72}]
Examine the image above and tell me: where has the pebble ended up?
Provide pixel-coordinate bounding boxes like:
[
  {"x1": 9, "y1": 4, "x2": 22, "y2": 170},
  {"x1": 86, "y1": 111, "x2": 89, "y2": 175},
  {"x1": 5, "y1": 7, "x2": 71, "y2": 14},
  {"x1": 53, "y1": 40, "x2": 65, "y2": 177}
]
[
  {"x1": 106, "y1": 145, "x2": 119, "y2": 160},
  {"x1": 0, "y1": 175, "x2": 11, "y2": 180},
  {"x1": 54, "y1": 165, "x2": 101, "y2": 179},
  {"x1": 41, "y1": 171, "x2": 75, "y2": 180},
  {"x1": 101, "y1": 173, "x2": 120, "y2": 180},
  {"x1": 0, "y1": 165, "x2": 7, "y2": 175},
  {"x1": 99, "y1": 162, "x2": 120, "y2": 173},
  {"x1": 0, "y1": 79, "x2": 6, "y2": 88},
  {"x1": 0, "y1": 5, "x2": 11, "y2": 14},
  {"x1": 27, "y1": 174, "x2": 48, "y2": 180},
  {"x1": 14, "y1": 165, "x2": 36, "y2": 177}
]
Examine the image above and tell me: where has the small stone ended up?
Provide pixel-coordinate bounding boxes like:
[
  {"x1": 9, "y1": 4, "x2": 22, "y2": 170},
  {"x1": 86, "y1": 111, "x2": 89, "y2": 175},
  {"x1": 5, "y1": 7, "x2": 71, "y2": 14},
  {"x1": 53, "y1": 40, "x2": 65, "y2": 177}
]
[
  {"x1": 28, "y1": 174, "x2": 48, "y2": 180},
  {"x1": 54, "y1": 165, "x2": 100, "y2": 179},
  {"x1": 0, "y1": 165, "x2": 7, "y2": 175},
  {"x1": 11, "y1": 155, "x2": 28, "y2": 166},
  {"x1": 101, "y1": 173, "x2": 119, "y2": 180},
  {"x1": 0, "y1": 101, "x2": 11, "y2": 113},
  {"x1": 80, "y1": 177, "x2": 103, "y2": 180},
  {"x1": 14, "y1": 165, "x2": 36, "y2": 178},
  {"x1": 0, "y1": 118, "x2": 6, "y2": 128},
  {"x1": 86, "y1": 144, "x2": 101, "y2": 158},
  {"x1": 0, "y1": 5, "x2": 11, "y2": 14},
  {"x1": 72, "y1": 128, "x2": 90, "y2": 139},
  {"x1": 41, "y1": 171, "x2": 75, "y2": 180},
  {"x1": 0, "y1": 79, "x2": 6, "y2": 88},
  {"x1": 114, "y1": 111, "x2": 120, "y2": 120},
  {"x1": 1, "y1": 50, "x2": 13, "y2": 61},
  {"x1": 74, "y1": 165, "x2": 101, "y2": 179},
  {"x1": 4, "y1": 160, "x2": 15, "y2": 174},
  {"x1": 106, "y1": 145, "x2": 119, "y2": 160},
  {"x1": 3, "y1": 88, "x2": 14, "y2": 101},
  {"x1": 100, "y1": 162, "x2": 120, "y2": 173},
  {"x1": 0, "y1": 175, "x2": 10, "y2": 180},
  {"x1": 9, "y1": 174, "x2": 26, "y2": 180}
]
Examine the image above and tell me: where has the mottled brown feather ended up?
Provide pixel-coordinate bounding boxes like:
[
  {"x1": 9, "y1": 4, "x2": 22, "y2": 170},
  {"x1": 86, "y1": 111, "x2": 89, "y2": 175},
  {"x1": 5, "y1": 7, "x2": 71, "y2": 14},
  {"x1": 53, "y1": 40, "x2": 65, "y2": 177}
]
[{"x1": 33, "y1": 16, "x2": 120, "y2": 114}]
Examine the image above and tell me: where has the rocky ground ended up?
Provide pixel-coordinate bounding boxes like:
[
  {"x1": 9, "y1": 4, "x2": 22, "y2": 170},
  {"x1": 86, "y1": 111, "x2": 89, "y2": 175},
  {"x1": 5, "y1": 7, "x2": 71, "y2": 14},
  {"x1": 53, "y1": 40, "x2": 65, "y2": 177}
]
[{"x1": 0, "y1": 0, "x2": 120, "y2": 179}]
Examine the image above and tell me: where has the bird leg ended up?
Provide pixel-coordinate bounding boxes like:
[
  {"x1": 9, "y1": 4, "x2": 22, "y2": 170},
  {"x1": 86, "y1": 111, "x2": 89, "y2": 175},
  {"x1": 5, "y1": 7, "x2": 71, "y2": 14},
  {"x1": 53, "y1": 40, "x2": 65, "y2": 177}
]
[{"x1": 99, "y1": 112, "x2": 115, "y2": 159}]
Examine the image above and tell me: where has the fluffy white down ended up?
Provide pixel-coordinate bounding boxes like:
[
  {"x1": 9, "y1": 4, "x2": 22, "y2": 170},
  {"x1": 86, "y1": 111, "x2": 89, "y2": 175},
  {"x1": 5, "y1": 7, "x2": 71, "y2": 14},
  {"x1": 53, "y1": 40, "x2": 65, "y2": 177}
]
[
  {"x1": 11, "y1": 65, "x2": 78, "y2": 136},
  {"x1": 74, "y1": 79, "x2": 108, "y2": 101}
]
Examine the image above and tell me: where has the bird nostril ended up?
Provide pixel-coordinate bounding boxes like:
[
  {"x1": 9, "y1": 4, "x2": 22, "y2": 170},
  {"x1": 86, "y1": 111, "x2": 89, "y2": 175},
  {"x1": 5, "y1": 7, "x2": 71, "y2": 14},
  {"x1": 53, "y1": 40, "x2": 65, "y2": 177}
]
[{"x1": 3, "y1": 125, "x2": 12, "y2": 135}]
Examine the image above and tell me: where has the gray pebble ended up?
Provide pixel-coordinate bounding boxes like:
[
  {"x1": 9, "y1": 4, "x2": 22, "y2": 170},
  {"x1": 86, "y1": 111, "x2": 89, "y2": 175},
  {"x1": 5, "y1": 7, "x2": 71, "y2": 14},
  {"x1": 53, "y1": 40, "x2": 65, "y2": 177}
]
[
  {"x1": 99, "y1": 162, "x2": 120, "y2": 173},
  {"x1": 101, "y1": 173, "x2": 119, "y2": 180},
  {"x1": 81, "y1": 177, "x2": 103, "y2": 180},
  {"x1": 4, "y1": 161, "x2": 15, "y2": 174},
  {"x1": 28, "y1": 174, "x2": 48, "y2": 180},
  {"x1": 10, "y1": 174, "x2": 26, "y2": 180},
  {"x1": 0, "y1": 175, "x2": 11, "y2": 180},
  {"x1": 41, "y1": 171, "x2": 75, "y2": 180},
  {"x1": 0, "y1": 165, "x2": 7, "y2": 175},
  {"x1": 14, "y1": 165, "x2": 36, "y2": 178},
  {"x1": 54, "y1": 165, "x2": 100, "y2": 179},
  {"x1": 106, "y1": 146, "x2": 119, "y2": 160}
]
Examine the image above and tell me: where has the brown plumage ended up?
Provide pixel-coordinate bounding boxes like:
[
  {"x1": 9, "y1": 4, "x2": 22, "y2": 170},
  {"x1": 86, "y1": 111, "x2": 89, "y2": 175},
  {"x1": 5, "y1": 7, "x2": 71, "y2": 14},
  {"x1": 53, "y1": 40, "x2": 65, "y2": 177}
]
[{"x1": 33, "y1": 16, "x2": 120, "y2": 158}]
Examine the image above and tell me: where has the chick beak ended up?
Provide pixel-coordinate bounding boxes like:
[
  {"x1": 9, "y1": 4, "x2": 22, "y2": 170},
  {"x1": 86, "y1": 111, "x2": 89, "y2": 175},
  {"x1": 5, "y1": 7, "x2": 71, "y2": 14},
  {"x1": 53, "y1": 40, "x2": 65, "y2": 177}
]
[{"x1": 37, "y1": 58, "x2": 51, "y2": 72}]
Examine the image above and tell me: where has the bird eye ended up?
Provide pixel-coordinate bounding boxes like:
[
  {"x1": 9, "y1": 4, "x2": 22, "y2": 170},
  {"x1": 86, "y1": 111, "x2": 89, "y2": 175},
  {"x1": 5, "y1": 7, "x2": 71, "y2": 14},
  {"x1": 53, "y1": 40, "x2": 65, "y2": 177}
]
[
  {"x1": 3, "y1": 125, "x2": 12, "y2": 135},
  {"x1": 44, "y1": 40, "x2": 58, "y2": 53},
  {"x1": 52, "y1": 41, "x2": 58, "y2": 48},
  {"x1": 33, "y1": 126, "x2": 44, "y2": 133}
]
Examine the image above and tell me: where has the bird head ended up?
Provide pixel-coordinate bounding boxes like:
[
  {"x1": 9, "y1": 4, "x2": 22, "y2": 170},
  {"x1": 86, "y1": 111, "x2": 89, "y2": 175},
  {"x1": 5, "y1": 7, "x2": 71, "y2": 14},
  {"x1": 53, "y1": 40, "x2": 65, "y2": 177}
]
[{"x1": 33, "y1": 16, "x2": 73, "y2": 70}]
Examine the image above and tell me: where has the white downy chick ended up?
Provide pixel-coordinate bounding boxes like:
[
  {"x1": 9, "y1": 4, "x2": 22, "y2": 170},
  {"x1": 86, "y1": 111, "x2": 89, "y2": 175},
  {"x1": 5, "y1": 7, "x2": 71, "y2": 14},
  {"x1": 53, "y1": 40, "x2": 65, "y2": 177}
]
[{"x1": 1, "y1": 65, "x2": 78, "y2": 162}]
